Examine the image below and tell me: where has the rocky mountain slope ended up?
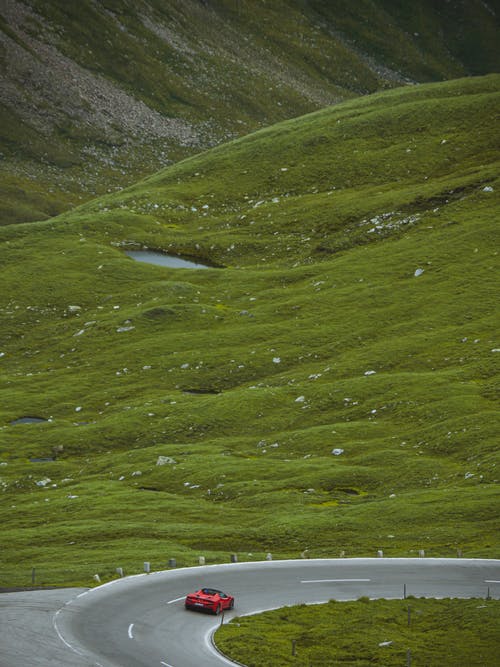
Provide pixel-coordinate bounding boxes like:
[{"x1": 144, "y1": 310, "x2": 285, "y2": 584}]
[{"x1": 1, "y1": 0, "x2": 498, "y2": 224}]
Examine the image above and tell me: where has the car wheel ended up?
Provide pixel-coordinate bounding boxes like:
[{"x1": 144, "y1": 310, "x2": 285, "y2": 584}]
[{"x1": 229, "y1": 599, "x2": 234, "y2": 610}]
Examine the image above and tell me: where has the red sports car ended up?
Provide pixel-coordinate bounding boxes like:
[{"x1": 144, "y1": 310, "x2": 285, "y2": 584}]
[{"x1": 184, "y1": 587, "x2": 235, "y2": 614}]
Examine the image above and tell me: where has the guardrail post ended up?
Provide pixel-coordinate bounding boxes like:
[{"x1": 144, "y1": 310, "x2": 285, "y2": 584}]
[
  {"x1": 116, "y1": 567, "x2": 124, "y2": 577},
  {"x1": 168, "y1": 558, "x2": 177, "y2": 568},
  {"x1": 144, "y1": 562, "x2": 150, "y2": 573},
  {"x1": 230, "y1": 554, "x2": 238, "y2": 563},
  {"x1": 199, "y1": 556, "x2": 205, "y2": 565}
]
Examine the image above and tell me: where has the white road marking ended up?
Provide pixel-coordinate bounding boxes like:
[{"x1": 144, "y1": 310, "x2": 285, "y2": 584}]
[
  {"x1": 485, "y1": 580, "x2": 500, "y2": 583},
  {"x1": 128, "y1": 623, "x2": 134, "y2": 639},
  {"x1": 167, "y1": 596, "x2": 185, "y2": 604},
  {"x1": 53, "y1": 609, "x2": 85, "y2": 656},
  {"x1": 204, "y1": 626, "x2": 242, "y2": 665},
  {"x1": 160, "y1": 662, "x2": 174, "y2": 667},
  {"x1": 301, "y1": 578, "x2": 371, "y2": 583}
]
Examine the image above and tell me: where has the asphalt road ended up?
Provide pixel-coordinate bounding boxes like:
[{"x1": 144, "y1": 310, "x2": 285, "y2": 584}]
[{"x1": 1, "y1": 558, "x2": 499, "y2": 667}]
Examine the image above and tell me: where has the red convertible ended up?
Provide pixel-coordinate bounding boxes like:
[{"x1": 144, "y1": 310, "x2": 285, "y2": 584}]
[{"x1": 184, "y1": 587, "x2": 235, "y2": 614}]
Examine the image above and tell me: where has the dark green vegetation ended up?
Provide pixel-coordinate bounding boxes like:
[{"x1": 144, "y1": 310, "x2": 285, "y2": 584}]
[
  {"x1": 0, "y1": 73, "x2": 498, "y2": 587},
  {"x1": 1, "y1": 0, "x2": 499, "y2": 224},
  {"x1": 215, "y1": 598, "x2": 500, "y2": 666}
]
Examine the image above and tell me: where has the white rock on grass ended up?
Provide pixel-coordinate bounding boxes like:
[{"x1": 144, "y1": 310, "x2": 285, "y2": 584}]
[
  {"x1": 157, "y1": 456, "x2": 176, "y2": 466},
  {"x1": 414, "y1": 268, "x2": 424, "y2": 277},
  {"x1": 332, "y1": 448, "x2": 344, "y2": 456}
]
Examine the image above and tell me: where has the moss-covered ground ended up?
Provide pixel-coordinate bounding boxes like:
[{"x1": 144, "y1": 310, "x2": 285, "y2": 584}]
[{"x1": 0, "y1": 74, "x2": 498, "y2": 587}]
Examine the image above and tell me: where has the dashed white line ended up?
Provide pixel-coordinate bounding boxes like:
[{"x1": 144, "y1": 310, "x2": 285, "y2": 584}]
[
  {"x1": 485, "y1": 580, "x2": 500, "y2": 583},
  {"x1": 301, "y1": 578, "x2": 371, "y2": 583},
  {"x1": 160, "y1": 662, "x2": 174, "y2": 667},
  {"x1": 167, "y1": 596, "x2": 185, "y2": 604},
  {"x1": 128, "y1": 623, "x2": 134, "y2": 639}
]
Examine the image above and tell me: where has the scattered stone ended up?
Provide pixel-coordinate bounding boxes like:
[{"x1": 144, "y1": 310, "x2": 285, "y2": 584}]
[
  {"x1": 332, "y1": 448, "x2": 344, "y2": 456},
  {"x1": 116, "y1": 326, "x2": 135, "y2": 333},
  {"x1": 364, "y1": 370, "x2": 376, "y2": 375},
  {"x1": 156, "y1": 456, "x2": 176, "y2": 465},
  {"x1": 295, "y1": 395, "x2": 305, "y2": 403},
  {"x1": 273, "y1": 357, "x2": 281, "y2": 364},
  {"x1": 414, "y1": 268, "x2": 424, "y2": 277},
  {"x1": 379, "y1": 641, "x2": 393, "y2": 647},
  {"x1": 131, "y1": 471, "x2": 142, "y2": 477},
  {"x1": 483, "y1": 186, "x2": 494, "y2": 192},
  {"x1": 36, "y1": 478, "x2": 51, "y2": 487}
]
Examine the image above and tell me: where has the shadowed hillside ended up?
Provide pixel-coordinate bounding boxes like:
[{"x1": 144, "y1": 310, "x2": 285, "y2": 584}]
[
  {"x1": 0, "y1": 74, "x2": 498, "y2": 586},
  {"x1": 1, "y1": 0, "x2": 498, "y2": 224}
]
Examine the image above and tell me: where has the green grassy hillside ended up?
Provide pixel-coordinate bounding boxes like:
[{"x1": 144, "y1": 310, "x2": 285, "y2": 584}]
[
  {"x1": 215, "y1": 598, "x2": 500, "y2": 666},
  {"x1": 1, "y1": 0, "x2": 498, "y2": 224},
  {"x1": 0, "y1": 74, "x2": 499, "y2": 586}
]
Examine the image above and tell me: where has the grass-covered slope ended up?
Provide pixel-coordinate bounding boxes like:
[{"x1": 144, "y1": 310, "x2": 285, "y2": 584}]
[
  {"x1": 0, "y1": 75, "x2": 499, "y2": 586},
  {"x1": 1, "y1": 0, "x2": 499, "y2": 224},
  {"x1": 215, "y1": 598, "x2": 500, "y2": 666}
]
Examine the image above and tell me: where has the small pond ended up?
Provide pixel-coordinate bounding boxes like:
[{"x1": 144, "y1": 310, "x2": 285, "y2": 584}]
[
  {"x1": 11, "y1": 417, "x2": 48, "y2": 425},
  {"x1": 125, "y1": 250, "x2": 213, "y2": 269}
]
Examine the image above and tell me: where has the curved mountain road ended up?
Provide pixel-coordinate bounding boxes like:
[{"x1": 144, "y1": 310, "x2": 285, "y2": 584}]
[{"x1": 1, "y1": 558, "x2": 499, "y2": 667}]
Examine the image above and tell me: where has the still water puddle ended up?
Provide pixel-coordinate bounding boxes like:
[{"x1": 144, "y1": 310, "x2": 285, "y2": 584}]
[
  {"x1": 125, "y1": 250, "x2": 212, "y2": 269},
  {"x1": 11, "y1": 417, "x2": 48, "y2": 425}
]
